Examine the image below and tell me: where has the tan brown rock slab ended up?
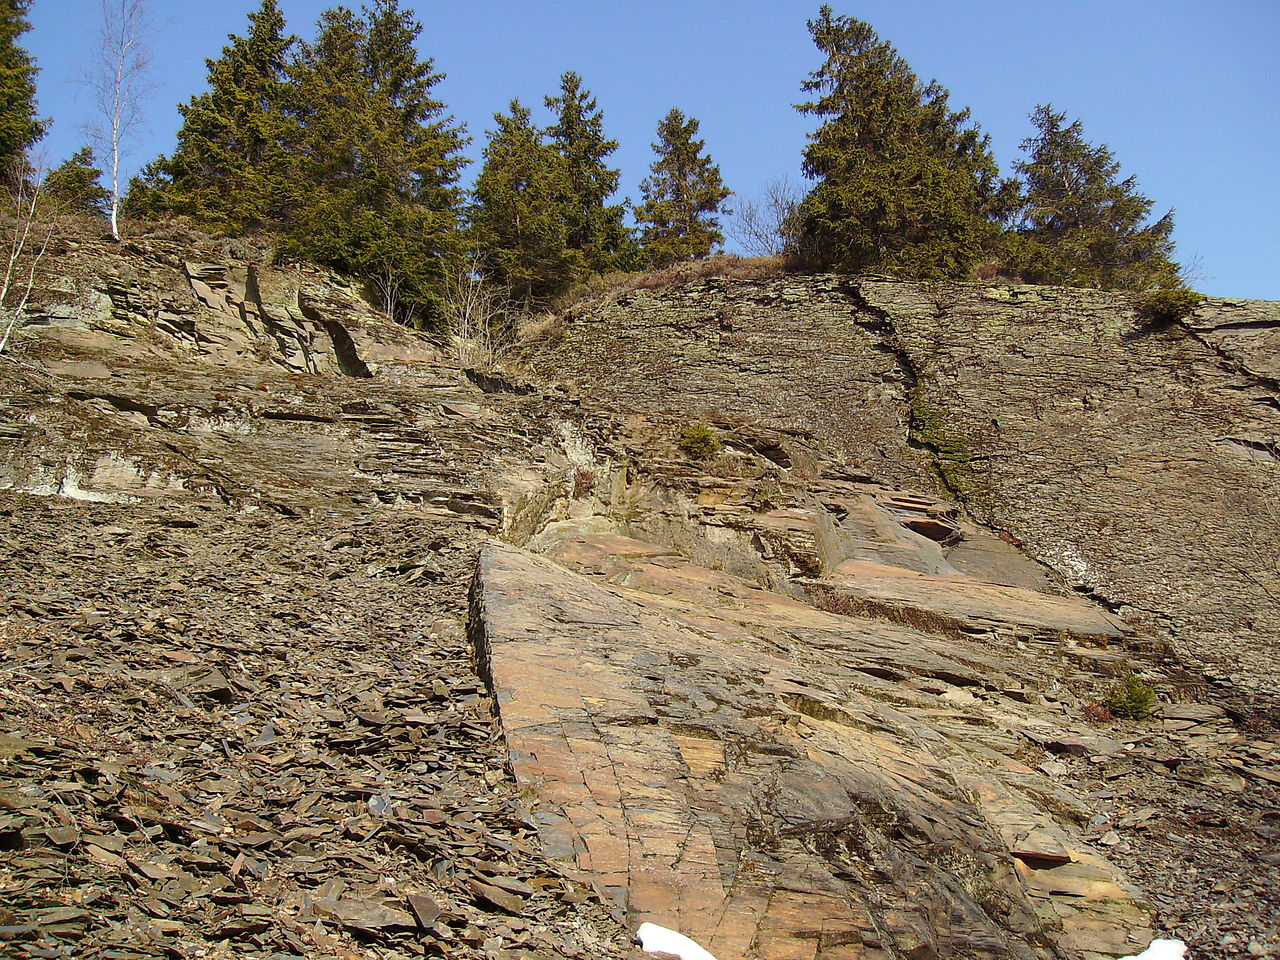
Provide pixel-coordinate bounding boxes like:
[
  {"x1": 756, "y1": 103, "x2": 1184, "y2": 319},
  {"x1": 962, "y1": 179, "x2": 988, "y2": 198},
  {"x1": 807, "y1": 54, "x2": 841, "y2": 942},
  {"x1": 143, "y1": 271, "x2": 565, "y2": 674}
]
[{"x1": 474, "y1": 541, "x2": 1155, "y2": 960}]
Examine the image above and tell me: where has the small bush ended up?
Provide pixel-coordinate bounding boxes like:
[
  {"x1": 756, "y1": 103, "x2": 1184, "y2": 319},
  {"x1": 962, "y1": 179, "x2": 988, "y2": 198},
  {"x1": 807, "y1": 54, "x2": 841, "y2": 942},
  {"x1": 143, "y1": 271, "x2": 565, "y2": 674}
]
[
  {"x1": 1135, "y1": 287, "x2": 1203, "y2": 325},
  {"x1": 1105, "y1": 675, "x2": 1158, "y2": 720},
  {"x1": 678, "y1": 422, "x2": 723, "y2": 461},
  {"x1": 572, "y1": 466, "x2": 596, "y2": 499},
  {"x1": 1082, "y1": 702, "x2": 1115, "y2": 724}
]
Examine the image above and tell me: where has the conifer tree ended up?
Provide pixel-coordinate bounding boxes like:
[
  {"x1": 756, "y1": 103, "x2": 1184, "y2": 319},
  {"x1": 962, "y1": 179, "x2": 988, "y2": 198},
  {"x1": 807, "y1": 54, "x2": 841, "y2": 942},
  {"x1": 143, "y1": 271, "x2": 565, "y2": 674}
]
[
  {"x1": 1011, "y1": 104, "x2": 1178, "y2": 290},
  {"x1": 470, "y1": 99, "x2": 578, "y2": 303},
  {"x1": 129, "y1": 0, "x2": 295, "y2": 232},
  {"x1": 635, "y1": 108, "x2": 730, "y2": 268},
  {"x1": 544, "y1": 71, "x2": 631, "y2": 273},
  {"x1": 285, "y1": 1, "x2": 468, "y2": 323},
  {"x1": 795, "y1": 6, "x2": 1011, "y2": 278},
  {"x1": 44, "y1": 147, "x2": 109, "y2": 217},
  {"x1": 0, "y1": 0, "x2": 44, "y2": 174}
]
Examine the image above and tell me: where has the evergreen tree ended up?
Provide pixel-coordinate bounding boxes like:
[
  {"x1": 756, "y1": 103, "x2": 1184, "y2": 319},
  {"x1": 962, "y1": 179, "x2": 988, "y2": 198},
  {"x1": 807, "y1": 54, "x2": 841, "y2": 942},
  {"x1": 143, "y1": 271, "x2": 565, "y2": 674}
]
[
  {"x1": 1011, "y1": 104, "x2": 1178, "y2": 290},
  {"x1": 544, "y1": 71, "x2": 631, "y2": 273},
  {"x1": 635, "y1": 108, "x2": 731, "y2": 268},
  {"x1": 470, "y1": 99, "x2": 578, "y2": 303},
  {"x1": 285, "y1": 1, "x2": 468, "y2": 323},
  {"x1": 0, "y1": 0, "x2": 44, "y2": 175},
  {"x1": 129, "y1": 0, "x2": 295, "y2": 232},
  {"x1": 44, "y1": 147, "x2": 109, "y2": 217},
  {"x1": 795, "y1": 6, "x2": 1011, "y2": 278}
]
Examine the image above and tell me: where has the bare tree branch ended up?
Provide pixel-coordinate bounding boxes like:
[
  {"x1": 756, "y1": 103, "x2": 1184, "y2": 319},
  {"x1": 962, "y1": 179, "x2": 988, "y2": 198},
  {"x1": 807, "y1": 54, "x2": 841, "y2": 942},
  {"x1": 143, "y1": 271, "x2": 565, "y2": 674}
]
[
  {"x1": 440, "y1": 256, "x2": 518, "y2": 369},
  {"x1": 0, "y1": 156, "x2": 57, "y2": 355},
  {"x1": 728, "y1": 176, "x2": 802, "y2": 258}
]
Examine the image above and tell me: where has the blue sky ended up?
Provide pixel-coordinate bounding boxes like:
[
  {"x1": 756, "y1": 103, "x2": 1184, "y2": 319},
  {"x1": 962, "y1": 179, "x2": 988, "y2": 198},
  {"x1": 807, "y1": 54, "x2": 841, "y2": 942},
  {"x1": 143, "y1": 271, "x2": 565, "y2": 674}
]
[{"x1": 23, "y1": 0, "x2": 1280, "y2": 299}]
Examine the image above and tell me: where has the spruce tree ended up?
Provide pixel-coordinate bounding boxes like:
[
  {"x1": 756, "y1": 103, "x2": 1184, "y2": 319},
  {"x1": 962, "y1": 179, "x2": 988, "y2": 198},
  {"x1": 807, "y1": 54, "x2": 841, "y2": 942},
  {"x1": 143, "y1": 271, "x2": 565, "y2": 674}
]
[
  {"x1": 130, "y1": 0, "x2": 295, "y2": 232},
  {"x1": 44, "y1": 147, "x2": 110, "y2": 217},
  {"x1": 795, "y1": 6, "x2": 1011, "y2": 278},
  {"x1": 635, "y1": 108, "x2": 731, "y2": 268},
  {"x1": 544, "y1": 71, "x2": 631, "y2": 273},
  {"x1": 285, "y1": 1, "x2": 468, "y2": 323},
  {"x1": 0, "y1": 0, "x2": 44, "y2": 175},
  {"x1": 1011, "y1": 104, "x2": 1178, "y2": 290},
  {"x1": 470, "y1": 100, "x2": 578, "y2": 303}
]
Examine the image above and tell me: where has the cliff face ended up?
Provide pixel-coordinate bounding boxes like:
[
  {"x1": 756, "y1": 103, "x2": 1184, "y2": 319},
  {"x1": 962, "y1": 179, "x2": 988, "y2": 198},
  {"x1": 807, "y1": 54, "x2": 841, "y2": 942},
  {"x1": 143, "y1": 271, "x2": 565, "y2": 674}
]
[
  {"x1": 530, "y1": 276, "x2": 1280, "y2": 716},
  {"x1": 2, "y1": 238, "x2": 1278, "y2": 960}
]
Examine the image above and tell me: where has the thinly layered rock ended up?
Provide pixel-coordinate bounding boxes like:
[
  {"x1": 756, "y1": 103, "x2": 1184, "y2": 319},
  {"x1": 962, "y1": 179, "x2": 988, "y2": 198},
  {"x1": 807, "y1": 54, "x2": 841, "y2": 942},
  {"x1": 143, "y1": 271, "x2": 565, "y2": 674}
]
[
  {"x1": 3, "y1": 234, "x2": 1277, "y2": 959},
  {"x1": 0, "y1": 233, "x2": 640, "y2": 960}
]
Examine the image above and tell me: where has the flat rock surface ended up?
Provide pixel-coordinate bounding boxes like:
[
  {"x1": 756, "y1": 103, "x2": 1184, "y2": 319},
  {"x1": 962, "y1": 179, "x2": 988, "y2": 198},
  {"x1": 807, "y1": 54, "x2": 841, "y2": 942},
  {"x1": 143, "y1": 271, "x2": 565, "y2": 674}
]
[
  {"x1": 826, "y1": 558, "x2": 1126, "y2": 640},
  {"x1": 475, "y1": 535, "x2": 1158, "y2": 960}
]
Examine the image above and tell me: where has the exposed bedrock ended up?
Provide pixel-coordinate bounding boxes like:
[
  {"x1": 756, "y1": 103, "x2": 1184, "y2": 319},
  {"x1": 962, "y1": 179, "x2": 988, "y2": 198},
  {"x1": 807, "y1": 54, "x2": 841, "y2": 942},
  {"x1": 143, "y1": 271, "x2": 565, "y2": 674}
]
[
  {"x1": 4, "y1": 234, "x2": 1277, "y2": 959},
  {"x1": 528, "y1": 277, "x2": 1280, "y2": 716}
]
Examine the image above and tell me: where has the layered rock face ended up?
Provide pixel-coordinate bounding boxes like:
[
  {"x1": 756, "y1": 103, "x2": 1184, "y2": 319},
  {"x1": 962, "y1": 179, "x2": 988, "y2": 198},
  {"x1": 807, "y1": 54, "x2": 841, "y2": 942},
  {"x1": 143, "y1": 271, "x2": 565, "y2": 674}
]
[
  {"x1": 2, "y1": 237, "x2": 1277, "y2": 960},
  {"x1": 530, "y1": 277, "x2": 1280, "y2": 716}
]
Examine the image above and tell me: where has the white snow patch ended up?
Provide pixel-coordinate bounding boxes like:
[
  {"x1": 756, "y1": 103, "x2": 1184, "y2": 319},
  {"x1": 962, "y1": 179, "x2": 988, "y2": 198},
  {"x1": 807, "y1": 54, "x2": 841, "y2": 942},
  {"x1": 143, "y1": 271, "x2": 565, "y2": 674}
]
[
  {"x1": 1119, "y1": 939, "x2": 1188, "y2": 960},
  {"x1": 634, "y1": 922, "x2": 717, "y2": 960}
]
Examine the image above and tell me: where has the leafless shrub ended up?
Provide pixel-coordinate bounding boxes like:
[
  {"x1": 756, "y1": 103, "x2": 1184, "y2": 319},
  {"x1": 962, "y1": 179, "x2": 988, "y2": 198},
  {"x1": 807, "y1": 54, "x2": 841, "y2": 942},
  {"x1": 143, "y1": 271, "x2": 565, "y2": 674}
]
[
  {"x1": 440, "y1": 257, "x2": 518, "y2": 369},
  {"x1": 369, "y1": 263, "x2": 415, "y2": 326},
  {"x1": 0, "y1": 157, "x2": 57, "y2": 355},
  {"x1": 728, "y1": 176, "x2": 803, "y2": 258}
]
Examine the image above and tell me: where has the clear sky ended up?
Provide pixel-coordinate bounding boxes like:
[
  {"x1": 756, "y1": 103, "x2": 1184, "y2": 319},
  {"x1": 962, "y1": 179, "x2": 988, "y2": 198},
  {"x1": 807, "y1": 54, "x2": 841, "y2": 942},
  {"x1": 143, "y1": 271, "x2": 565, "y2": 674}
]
[{"x1": 22, "y1": 0, "x2": 1280, "y2": 300}]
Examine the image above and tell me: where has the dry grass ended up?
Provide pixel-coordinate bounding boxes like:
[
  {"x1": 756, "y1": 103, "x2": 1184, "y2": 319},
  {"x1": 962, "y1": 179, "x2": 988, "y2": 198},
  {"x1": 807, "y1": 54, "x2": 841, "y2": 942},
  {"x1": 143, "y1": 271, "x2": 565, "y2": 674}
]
[
  {"x1": 516, "y1": 310, "x2": 565, "y2": 348},
  {"x1": 127, "y1": 216, "x2": 215, "y2": 246},
  {"x1": 548, "y1": 270, "x2": 644, "y2": 313},
  {"x1": 631, "y1": 255, "x2": 790, "y2": 291},
  {"x1": 549, "y1": 255, "x2": 794, "y2": 315},
  {"x1": 572, "y1": 466, "x2": 597, "y2": 499}
]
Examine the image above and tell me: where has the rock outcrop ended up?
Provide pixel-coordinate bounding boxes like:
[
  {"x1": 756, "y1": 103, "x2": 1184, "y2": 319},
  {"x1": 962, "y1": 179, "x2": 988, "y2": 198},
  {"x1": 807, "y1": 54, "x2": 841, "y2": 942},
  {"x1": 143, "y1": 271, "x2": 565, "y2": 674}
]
[
  {"x1": 2, "y1": 237, "x2": 1277, "y2": 959},
  {"x1": 529, "y1": 276, "x2": 1280, "y2": 717}
]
